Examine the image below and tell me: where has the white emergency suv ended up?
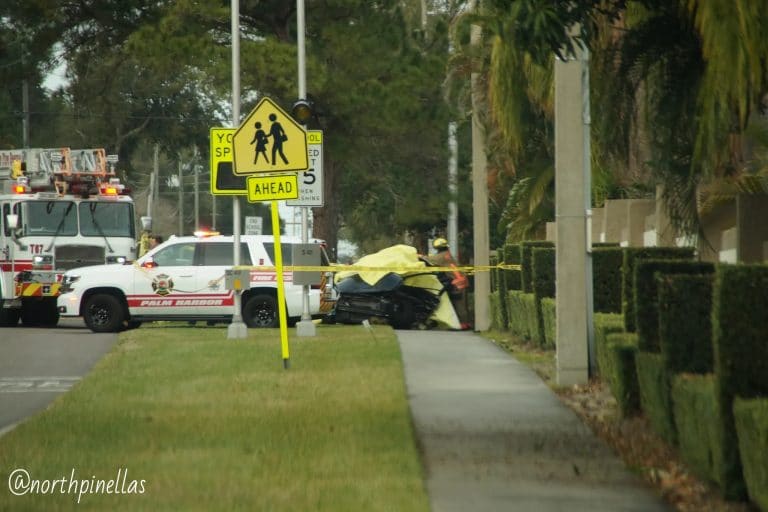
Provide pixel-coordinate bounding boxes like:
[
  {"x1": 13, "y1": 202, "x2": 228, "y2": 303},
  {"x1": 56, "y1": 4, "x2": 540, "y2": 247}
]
[
  {"x1": 57, "y1": 233, "x2": 331, "y2": 332},
  {"x1": 0, "y1": 147, "x2": 135, "y2": 327}
]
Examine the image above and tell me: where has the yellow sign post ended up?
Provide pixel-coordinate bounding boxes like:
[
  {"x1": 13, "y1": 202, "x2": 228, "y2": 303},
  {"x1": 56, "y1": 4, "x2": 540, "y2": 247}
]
[
  {"x1": 232, "y1": 97, "x2": 309, "y2": 174},
  {"x1": 270, "y1": 201, "x2": 291, "y2": 368},
  {"x1": 247, "y1": 174, "x2": 299, "y2": 202}
]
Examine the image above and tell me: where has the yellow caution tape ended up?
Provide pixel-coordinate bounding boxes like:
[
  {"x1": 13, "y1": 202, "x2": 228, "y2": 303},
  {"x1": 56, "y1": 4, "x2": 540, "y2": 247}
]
[{"x1": 232, "y1": 263, "x2": 521, "y2": 274}]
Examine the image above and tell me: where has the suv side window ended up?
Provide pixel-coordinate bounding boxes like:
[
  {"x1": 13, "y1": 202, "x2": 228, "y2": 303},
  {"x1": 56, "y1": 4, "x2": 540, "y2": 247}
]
[
  {"x1": 198, "y1": 242, "x2": 252, "y2": 266},
  {"x1": 152, "y1": 242, "x2": 196, "y2": 267},
  {"x1": 262, "y1": 243, "x2": 293, "y2": 265}
]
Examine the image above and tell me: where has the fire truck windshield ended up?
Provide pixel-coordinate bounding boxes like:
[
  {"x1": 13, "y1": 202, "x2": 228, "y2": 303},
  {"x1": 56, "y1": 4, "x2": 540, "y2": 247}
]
[
  {"x1": 24, "y1": 201, "x2": 77, "y2": 236},
  {"x1": 79, "y1": 202, "x2": 135, "y2": 238}
]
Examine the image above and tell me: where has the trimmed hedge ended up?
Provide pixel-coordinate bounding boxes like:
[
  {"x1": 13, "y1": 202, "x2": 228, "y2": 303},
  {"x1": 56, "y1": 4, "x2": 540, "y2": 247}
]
[
  {"x1": 489, "y1": 251, "x2": 498, "y2": 292},
  {"x1": 489, "y1": 291, "x2": 503, "y2": 330},
  {"x1": 592, "y1": 247, "x2": 623, "y2": 313},
  {"x1": 636, "y1": 352, "x2": 676, "y2": 444},
  {"x1": 532, "y1": 248, "x2": 556, "y2": 299},
  {"x1": 713, "y1": 264, "x2": 768, "y2": 401},
  {"x1": 504, "y1": 243, "x2": 522, "y2": 291},
  {"x1": 734, "y1": 397, "x2": 768, "y2": 511},
  {"x1": 604, "y1": 332, "x2": 641, "y2": 417},
  {"x1": 634, "y1": 260, "x2": 714, "y2": 352},
  {"x1": 672, "y1": 374, "x2": 723, "y2": 487},
  {"x1": 622, "y1": 247, "x2": 695, "y2": 332},
  {"x1": 707, "y1": 264, "x2": 768, "y2": 500},
  {"x1": 507, "y1": 290, "x2": 537, "y2": 341},
  {"x1": 594, "y1": 313, "x2": 625, "y2": 379},
  {"x1": 532, "y1": 247, "x2": 556, "y2": 348},
  {"x1": 658, "y1": 274, "x2": 714, "y2": 374},
  {"x1": 541, "y1": 297, "x2": 556, "y2": 349},
  {"x1": 495, "y1": 252, "x2": 509, "y2": 330},
  {"x1": 521, "y1": 241, "x2": 554, "y2": 293}
]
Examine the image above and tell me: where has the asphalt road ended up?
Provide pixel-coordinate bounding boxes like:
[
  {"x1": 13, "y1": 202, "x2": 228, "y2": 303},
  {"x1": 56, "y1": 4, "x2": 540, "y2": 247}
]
[{"x1": 0, "y1": 317, "x2": 118, "y2": 436}]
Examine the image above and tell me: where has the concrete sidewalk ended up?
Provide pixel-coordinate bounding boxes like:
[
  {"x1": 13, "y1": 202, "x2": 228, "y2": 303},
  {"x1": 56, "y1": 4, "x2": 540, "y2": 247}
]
[{"x1": 397, "y1": 330, "x2": 670, "y2": 512}]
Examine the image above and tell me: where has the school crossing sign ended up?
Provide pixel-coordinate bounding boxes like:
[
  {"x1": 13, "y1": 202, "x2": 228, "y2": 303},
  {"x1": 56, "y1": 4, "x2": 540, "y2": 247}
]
[{"x1": 232, "y1": 97, "x2": 309, "y2": 174}]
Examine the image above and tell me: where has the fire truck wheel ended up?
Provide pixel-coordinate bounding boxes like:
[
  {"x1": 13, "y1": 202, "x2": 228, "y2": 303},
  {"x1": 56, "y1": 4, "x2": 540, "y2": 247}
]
[
  {"x1": 0, "y1": 307, "x2": 20, "y2": 327},
  {"x1": 84, "y1": 294, "x2": 125, "y2": 333},
  {"x1": 243, "y1": 293, "x2": 279, "y2": 328}
]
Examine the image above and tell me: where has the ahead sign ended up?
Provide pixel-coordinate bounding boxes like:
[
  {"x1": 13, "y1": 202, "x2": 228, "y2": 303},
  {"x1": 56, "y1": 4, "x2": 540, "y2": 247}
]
[{"x1": 247, "y1": 174, "x2": 299, "y2": 202}]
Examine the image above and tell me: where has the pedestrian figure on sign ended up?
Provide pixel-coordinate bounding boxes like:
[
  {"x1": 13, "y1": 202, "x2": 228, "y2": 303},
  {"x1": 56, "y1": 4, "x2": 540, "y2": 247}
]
[
  {"x1": 250, "y1": 122, "x2": 269, "y2": 164},
  {"x1": 268, "y1": 113, "x2": 289, "y2": 165}
]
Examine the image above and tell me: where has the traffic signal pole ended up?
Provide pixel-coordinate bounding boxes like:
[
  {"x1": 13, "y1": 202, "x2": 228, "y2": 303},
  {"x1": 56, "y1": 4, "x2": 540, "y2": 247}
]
[
  {"x1": 295, "y1": 0, "x2": 316, "y2": 337},
  {"x1": 228, "y1": 0, "x2": 247, "y2": 339}
]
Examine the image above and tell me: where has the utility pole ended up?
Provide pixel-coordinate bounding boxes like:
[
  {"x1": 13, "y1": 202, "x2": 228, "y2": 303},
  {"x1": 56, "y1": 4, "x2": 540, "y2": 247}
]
[
  {"x1": 554, "y1": 25, "x2": 592, "y2": 386},
  {"x1": 470, "y1": 0, "x2": 490, "y2": 332}
]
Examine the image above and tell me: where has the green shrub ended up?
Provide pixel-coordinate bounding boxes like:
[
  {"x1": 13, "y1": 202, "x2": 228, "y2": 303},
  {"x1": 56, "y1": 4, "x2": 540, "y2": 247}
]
[
  {"x1": 541, "y1": 297, "x2": 556, "y2": 349},
  {"x1": 521, "y1": 241, "x2": 554, "y2": 293},
  {"x1": 707, "y1": 264, "x2": 768, "y2": 500},
  {"x1": 592, "y1": 247, "x2": 624, "y2": 313},
  {"x1": 504, "y1": 243, "x2": 522, "y2": 291},
  {"x1": 672, "y1": 374, "x2": 723, "y2": 486},
  {"x1": 594, "y1": 313, "x2": 625, "y2": 379},
  {"x1": 734, "y1": 397, "x2": 768, "y2": 512},
  {"x1": 521, "y1": 293, "x2": 539, "y2": 344},
  {"x1": 636, "y1": 352, "x2": 676, "y2": 444},
  {"x1": 604, "y1": 332, "x2": 641, "y2": 417},
  {"x1": 532, "y1": 248, "x2": 556, "y2": 348},
  {"x1": 495, "y1": 251, "x2": 509, "y2": 330},
  {"x1": 658, "y1": 274, "x2": 714, "y2": 374},
  {"x1": 713, "y1": 264, "x2": 768, "y2": 400},
  {"x1": 506, "y1": 291, "x2": 530, "y2": 339},
  {"x1": 622, "y1": 247, "x2": 695, "y2": 332},
  {"x1": 490, "y1": 251, "x2": 498, "y2": 292},
  {"x1": 532, "y1": 248, "x2": 556, "y2": 299},
  {"x1": 634, "y1": 260, "x2": 714, "y2": 352},
  {"x1": 489, "y1": 291, "x2": 502, "y2": 330}
]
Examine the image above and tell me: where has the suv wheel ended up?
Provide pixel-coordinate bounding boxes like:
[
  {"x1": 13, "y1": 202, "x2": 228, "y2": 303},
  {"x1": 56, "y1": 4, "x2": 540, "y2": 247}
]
[
  {"x1": 243, "y1": 294, "x2": 279, "y2": 328},
  {"x1": 84, "y1": 294, "x2": 125, "y2": 333}
]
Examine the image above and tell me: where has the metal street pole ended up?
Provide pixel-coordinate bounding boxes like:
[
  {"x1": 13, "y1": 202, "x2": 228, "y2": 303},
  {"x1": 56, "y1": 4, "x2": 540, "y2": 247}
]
[
  {"x1": 178, "y1": 158, "x2": 183, "y2": 235},
  {"x1": 295, "y1": 0, "x2": 315, "y2": 337},
  {"x1": 194, "y1": 147, "x2": 200, "y2": 232},
  {"x1": 228, "y1": 0, "x2": 247, "y2": 339}
]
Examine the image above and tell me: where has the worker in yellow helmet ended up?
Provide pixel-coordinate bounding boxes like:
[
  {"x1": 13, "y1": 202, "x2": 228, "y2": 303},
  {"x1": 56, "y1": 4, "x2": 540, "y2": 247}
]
[{"x1": 427, "y1": 237, "x2": 471, "y2": 330}]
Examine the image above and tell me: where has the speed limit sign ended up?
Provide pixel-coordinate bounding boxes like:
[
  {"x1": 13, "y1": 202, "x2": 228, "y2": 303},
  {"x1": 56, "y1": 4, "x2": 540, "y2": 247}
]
[{"x1": 287, "y1": 130, "x2": 323, "y2": 207}]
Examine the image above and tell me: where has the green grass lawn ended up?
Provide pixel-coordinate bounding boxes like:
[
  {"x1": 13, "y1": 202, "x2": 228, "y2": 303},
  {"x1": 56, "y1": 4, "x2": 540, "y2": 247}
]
[{"x1": 0, "y1": 324, "x2": 429, "y2": 512}]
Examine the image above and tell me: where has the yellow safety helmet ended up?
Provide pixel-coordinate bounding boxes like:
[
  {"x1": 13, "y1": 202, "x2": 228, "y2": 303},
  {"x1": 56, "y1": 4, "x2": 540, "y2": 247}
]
[{"x1": 433, "y1": 237, "x2": 449, "y2": 249}]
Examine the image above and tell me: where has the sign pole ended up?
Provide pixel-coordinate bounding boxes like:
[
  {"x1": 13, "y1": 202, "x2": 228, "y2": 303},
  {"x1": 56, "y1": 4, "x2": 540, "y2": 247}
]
[
  {"x1": 227, "y1": 0, "x2": 247, "y2": 339},
  {"x1": 271, "y1": 201, "x2": 291, "y2": 368},
  {"x1": 296, "y1": 0, "x2": 315, "y2": 337}
]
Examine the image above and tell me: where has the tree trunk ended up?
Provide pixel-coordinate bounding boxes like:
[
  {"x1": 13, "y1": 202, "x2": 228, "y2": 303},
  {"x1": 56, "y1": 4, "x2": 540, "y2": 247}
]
[{"x1": 313, "y1": 157, "x2": 340, "y2": 260}]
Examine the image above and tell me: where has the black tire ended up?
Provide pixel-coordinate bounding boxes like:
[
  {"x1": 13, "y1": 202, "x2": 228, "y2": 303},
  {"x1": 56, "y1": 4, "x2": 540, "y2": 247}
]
[
  {"x1": 125, "y1": 320, "x2": 142, "y2": 330},
  {"x1": 243, "y1": 293, "x2": 279, "y2": 328},
  {"x1": 83, "y1": 293, "x2": 125, "y2": 333},
  {"x1": 20, "y1": 299, "x2": 59, "y2": 327},
  {"x1": 0, "y1": 307, "x2": 20, "y2": 327}
]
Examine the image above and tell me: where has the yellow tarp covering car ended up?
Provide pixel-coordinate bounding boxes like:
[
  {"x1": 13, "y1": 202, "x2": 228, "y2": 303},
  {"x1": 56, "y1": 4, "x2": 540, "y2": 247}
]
[{"x1": 334, "y1": 244, "x2": 460, "y2": 330}]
